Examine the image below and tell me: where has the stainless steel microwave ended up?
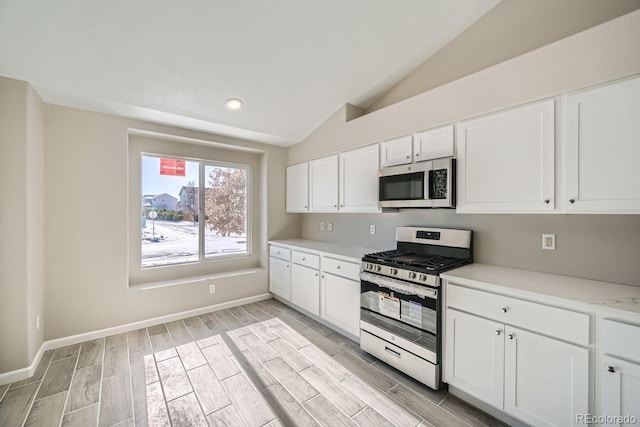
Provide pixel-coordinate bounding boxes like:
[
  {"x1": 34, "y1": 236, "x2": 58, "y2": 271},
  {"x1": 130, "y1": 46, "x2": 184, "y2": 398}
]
[{"x1": 378, "y1": 158, "x2": 455, "y2": 208}]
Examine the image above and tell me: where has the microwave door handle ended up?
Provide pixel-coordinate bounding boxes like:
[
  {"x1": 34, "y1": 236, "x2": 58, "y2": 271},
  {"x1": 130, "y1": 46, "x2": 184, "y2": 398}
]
[{"x1": 423, "y1": 161, "x2": 433, "y2": 205}]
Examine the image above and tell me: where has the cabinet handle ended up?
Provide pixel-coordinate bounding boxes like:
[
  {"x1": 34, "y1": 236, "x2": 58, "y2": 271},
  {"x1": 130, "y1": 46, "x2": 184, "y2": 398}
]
[
  {"x1": 337, "y1": 265, "x2": 341, "y2": 269},
  {"x1": 406, "y1": 155, "x2": 410, "y2": 159},
  {"x1": 315, "y1": 273, "x2": 318, "y2": 277},
  {"x1": 416, "y1": 153, "x2": 420, "y2": 157},
  {"x1": 507, "y1": 334, "x2": 514, "y2": 340},
  {"x1": 321, "y1": 275, "x2": 325, "y2": 279},
  {"x1": 302, "y1": 257, "x2": 306, "y2": 261},
  {"x1": 340, "y1": 204, "x2": 344, "y2": 207},
  {"x1": 544, "y1": 199, "x2": 550, "y2": 204},
  {"x1": 304, "y1": 205, "x2": 308, "y2": 208},
  {"x1": 501, "y1": 307, "x2": 508, "y2": 313},
  {"x1": 286, "y1": 264, "x2": 289, "y2": 268},
  {"x1": 569, "y1": 198, "x2": 576, "y2": 204},
  {"x1": 607, "y1": 366, "x2": 616, "y2": 373},
  {"x1": 334, "y1": 204, "x2": 337, "y2": 208},
  {"x1": 384, "y1": 346, "x2": 402, "y2": 358},
  {"x1": 495, "y1": 330, "x2": 501, "y2": 336}
]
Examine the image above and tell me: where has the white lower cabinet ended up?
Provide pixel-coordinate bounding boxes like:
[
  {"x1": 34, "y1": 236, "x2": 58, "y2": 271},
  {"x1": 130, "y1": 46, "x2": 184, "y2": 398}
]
[
  {"x1": 291, "y1": 263, "x2": 320, "y2": 316},
  {"x1": 321, "y1": 272, "x2": 360, "y2": 336},
  {"x1": 601, "y1": 355, "x2": 640, "y2": 425},
  {"x1": 598, "y1": 318, "x2": 640, "y2": 425},
  {"x1": 504, "y1": 326, "x2": 589, "y2": 427},
  {"x1": 445, "y1": 284, "x2": 590, "y2": 427},
  {"x1": 269, "y1": 256, "x2": 290, "y2": 300},
  {"x1": 445, "y1": 309, "x2": 504, "y2": 408},
  {"x1": 269, "y1": 243, "x2": 361, "y2": 339}
]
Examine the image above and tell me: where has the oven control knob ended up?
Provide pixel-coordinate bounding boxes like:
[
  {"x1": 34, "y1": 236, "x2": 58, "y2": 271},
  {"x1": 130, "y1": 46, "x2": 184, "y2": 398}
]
[
  {"x1": 408, "y1": 272, "x2": 417, "y2": 279},
  {"x1": 365, "y1": 263, "x2": 372, "y2": 271},
  {"x1": 418, "y1": 274, "x2": 427, "y2": 282},
  {"x1": 389, "y1": 268, "x2": 398, "y2": 275},
  {"x1": 375, "y1": 265, "x2": 382, "y2": 272}
]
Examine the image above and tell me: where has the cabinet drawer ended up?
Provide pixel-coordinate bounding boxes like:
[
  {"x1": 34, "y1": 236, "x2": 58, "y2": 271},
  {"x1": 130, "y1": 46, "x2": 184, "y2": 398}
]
[
  {"x1": 360, "y1": 330, "x2": 438, "y2": 390},
  {"x1": 322, "y1": 257, "x2": 360, "y2": 280},
  {"x1": 447, "y1": 284, "x2": 590, "y2": 346},
  {"x1": 292, "y1": 250, "x2": 320, "y2": 269},
  {"x1": 269, "y1": 245, "x2": 291, "y2": 261},
  {"x1": 602, "y1": 319, "x2": 640, "y2": 362}
]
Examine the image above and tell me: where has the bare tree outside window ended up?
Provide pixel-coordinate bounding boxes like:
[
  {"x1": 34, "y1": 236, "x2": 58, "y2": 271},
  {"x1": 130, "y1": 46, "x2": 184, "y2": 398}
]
[{"x1": 205, "y1": 167, "x2": 246, "y2": 236}]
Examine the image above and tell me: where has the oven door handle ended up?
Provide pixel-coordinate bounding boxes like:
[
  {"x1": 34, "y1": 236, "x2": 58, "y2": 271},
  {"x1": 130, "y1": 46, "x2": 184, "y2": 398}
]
[
  {"x1": 360, "y1": 271, "x2": 437, "y2": 299},
  {"x1": 384, "y1": 346, "x2": 402, "y2": 358}
]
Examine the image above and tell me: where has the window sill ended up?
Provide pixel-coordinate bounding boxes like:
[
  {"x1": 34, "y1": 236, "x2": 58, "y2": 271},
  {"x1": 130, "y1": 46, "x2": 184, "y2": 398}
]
[{"x1": 129, "y1": 267, "x2": 262, "y2": 291}]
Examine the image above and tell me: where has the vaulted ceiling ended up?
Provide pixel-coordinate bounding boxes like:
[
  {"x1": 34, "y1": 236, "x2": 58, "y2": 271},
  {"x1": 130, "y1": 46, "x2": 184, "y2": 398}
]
[{"x1": 0, "y1": 0, "x2": 500, "y2": 145}]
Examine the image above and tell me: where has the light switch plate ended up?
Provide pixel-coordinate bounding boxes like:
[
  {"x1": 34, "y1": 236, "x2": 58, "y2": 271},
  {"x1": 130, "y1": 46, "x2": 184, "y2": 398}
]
[
  {"x1": 327, "y1": 223, "x2": 333, "y2": 232},
  {"x1": 370, "y1": 225, "x2": 376, "y2": 235},
  {"x1": 320, "y1": 222, "x2": 325, "y2": 231}
]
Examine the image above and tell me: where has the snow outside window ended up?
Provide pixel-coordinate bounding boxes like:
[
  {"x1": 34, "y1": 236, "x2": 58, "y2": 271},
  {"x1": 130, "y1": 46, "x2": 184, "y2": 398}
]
[{"x1": 141, "y1": 154, "x2": 249, "y2": 269}]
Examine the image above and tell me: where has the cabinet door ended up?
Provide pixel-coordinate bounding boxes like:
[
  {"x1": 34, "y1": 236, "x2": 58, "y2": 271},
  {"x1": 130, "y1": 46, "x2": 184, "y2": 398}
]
[
  {"x1": 601, "y1": 355, "x2": 640, "y2": 426},
  {"x1": 444, "y1": 308, "x2": 504, "y2": 408},
  {"x1": 321, "y1": 273, "x2": 360, "y2": 336},
  {"x1": 563, "y1": 77, "x2": 640, "y2": 213},
  {"x1": 286, "y1": 163, "x2": 309, "y2": 212},
  {"x1": 380, "y1": 135, "x2": 412, "y2": 168},
  {"x1": 504, "y1": 326, "x2": 589, "y2": 427},
  {"x1": 414, "y1": 125, "x2": 454, "y2": 161},
  {"x1": 339, "y1": 145, "x2": 380, "y2": 212},
  {"x1": 309, "y1": 155, "x2": 338, "y2": 212},
  {"x1": 456, "y1": 100, "x2": 555, "y2": 213},
  {"x1": 269, "y1": 257, "x2": 291, "y2": 300},
  {"x1": 291, "y1": 264, "x2": 320, "y2": 316}
]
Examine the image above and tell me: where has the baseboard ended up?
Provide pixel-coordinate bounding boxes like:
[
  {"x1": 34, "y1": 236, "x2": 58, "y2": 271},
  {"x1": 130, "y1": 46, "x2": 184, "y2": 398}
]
[
  {"x1": 0, "y1": 343, "x2": 46, "y2": 387},
  {"x1": 0, "y1": 293, "x2": 272, "y2": 386},
  {"x1": 447, "y1": 385, "x2": 529, "y2": 427}
]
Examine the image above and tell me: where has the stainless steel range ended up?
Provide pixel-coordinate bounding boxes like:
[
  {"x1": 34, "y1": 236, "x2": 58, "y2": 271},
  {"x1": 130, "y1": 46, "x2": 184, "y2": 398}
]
[{"x1": 359, "y1": 226, "x2": 472, "y2": 390}]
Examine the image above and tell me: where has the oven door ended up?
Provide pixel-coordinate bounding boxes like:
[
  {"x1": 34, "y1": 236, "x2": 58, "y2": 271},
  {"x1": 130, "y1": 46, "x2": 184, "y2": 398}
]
[{"x1": 360, "y1": 272, "x2": 439, "y2": 362}]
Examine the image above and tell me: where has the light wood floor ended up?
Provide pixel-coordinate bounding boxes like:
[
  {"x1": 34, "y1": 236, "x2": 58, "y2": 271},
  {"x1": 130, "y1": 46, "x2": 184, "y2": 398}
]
[{"x1": 0, "y1": 299, "x2": 505, "y2": 427}]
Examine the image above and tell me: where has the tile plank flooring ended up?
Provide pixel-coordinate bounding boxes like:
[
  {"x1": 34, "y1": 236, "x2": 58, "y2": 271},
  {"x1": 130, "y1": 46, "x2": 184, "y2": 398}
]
[{"x1": 0, "y1": 299, "x2": 506, "y2": 427}]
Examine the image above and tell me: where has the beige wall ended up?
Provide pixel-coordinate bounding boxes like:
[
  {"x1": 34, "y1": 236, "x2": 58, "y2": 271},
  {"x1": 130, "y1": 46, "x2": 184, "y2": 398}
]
[
  {"x1": 367, "y1": 0, "x2": 640, "y2": 112},
  {"x1": 288, "y1": 11, "x2": 640, "y2": 287},
  {"x1": 0, "y1": 77, "x2": 45, "y2": 373},
  {"x1": 43, "y1": 105, "x2": 299, "y2": 341}
]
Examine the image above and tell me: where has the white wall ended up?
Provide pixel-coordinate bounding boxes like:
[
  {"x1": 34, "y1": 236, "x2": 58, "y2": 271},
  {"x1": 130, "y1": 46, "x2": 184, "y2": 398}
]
[{"x1": 0, "y1": 77, "x2": 45, "y2": 373}]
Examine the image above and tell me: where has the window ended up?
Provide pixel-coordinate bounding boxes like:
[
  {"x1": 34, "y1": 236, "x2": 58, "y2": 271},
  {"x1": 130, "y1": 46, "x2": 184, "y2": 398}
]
[{"x1": 141, "y1": 154, "x2": 249, "y2": 269}]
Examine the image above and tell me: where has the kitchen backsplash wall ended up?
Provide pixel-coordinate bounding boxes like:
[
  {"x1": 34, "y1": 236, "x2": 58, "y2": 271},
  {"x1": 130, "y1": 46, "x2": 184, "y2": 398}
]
[{"x1": 301, "y1": 212, "x2": 640, "y2": 287}]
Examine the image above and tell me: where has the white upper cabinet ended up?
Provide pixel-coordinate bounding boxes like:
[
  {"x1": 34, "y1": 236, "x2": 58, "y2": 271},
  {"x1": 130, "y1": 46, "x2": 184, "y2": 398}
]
[
  {"x1": 414, "y1": 125, "x2": 454, "y2": 161},
  {"x1": 339, "y1": 145, "x2": 380, "y2": 212},
  {"x1": 380, "y1": 135, "x2": 412, "y2": 168},
  {"x1": 286, "y1": 162, "x2": 309, "y2": 212},
  {"x1": 456, "y1": 100, "x2": 556, "y2": 213},
  {"x1": 563, "y1": 76, "x2": 640, "y2": 213},
  {"x1": 309, "y1": 155, "x2": 339, "y2": 212}
]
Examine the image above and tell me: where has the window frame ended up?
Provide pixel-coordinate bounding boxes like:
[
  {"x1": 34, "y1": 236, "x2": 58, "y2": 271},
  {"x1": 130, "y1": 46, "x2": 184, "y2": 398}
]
[
  {"x1": 128, "y1": 133, "x2": 261, "y2": 288},
  {"x1": 140, "y1": 153, "x2": 252, "y2": 270}
]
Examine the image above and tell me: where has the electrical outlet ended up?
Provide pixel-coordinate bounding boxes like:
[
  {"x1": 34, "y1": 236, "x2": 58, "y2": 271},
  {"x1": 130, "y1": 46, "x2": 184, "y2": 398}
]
[
  {"x1": 327, "y1": 222, "x2": 333, "y2": 232},
  {"x1": 370, "y1": 225, "x2": 376, "y2": 235},
  {"x1": 209, "y1": 284, "x2": 216, "y2": 294},
  {"x1": 542, "y1": 234, "x2": 556, "y2": 250},
  {"x1": 320, "y1": 222, "x2": 325, "y2": 231},
  {"x1": 36, "y1": 315, "x2": 40, "y2": 331}
]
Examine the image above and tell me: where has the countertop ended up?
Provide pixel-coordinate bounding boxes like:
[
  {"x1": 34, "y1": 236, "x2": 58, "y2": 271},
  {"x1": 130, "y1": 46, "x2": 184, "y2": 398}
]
[
  {"x1": 269, "y1": 239, "x2": 378, "y2": 262},
  {"x1": 442, "y1": 264, "x2": 640, "y2": 316}
]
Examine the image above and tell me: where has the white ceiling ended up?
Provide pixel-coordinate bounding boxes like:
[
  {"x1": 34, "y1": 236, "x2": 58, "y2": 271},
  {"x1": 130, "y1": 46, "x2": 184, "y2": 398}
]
[{"x1": 0, "y1": 0, "x2": 499, "y2": 145}]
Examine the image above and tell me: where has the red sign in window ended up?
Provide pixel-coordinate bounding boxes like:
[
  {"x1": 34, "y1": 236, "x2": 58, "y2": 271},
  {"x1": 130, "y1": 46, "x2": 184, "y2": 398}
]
[{"x1": 159, "y1": 158, "x2": 186, "y2": 176}]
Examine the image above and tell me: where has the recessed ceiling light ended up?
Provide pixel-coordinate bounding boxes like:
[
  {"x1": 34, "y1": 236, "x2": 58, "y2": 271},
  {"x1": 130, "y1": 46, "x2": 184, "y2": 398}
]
[{"x1": 225, "y1": 98, "x2": 244, "y2": 110}]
